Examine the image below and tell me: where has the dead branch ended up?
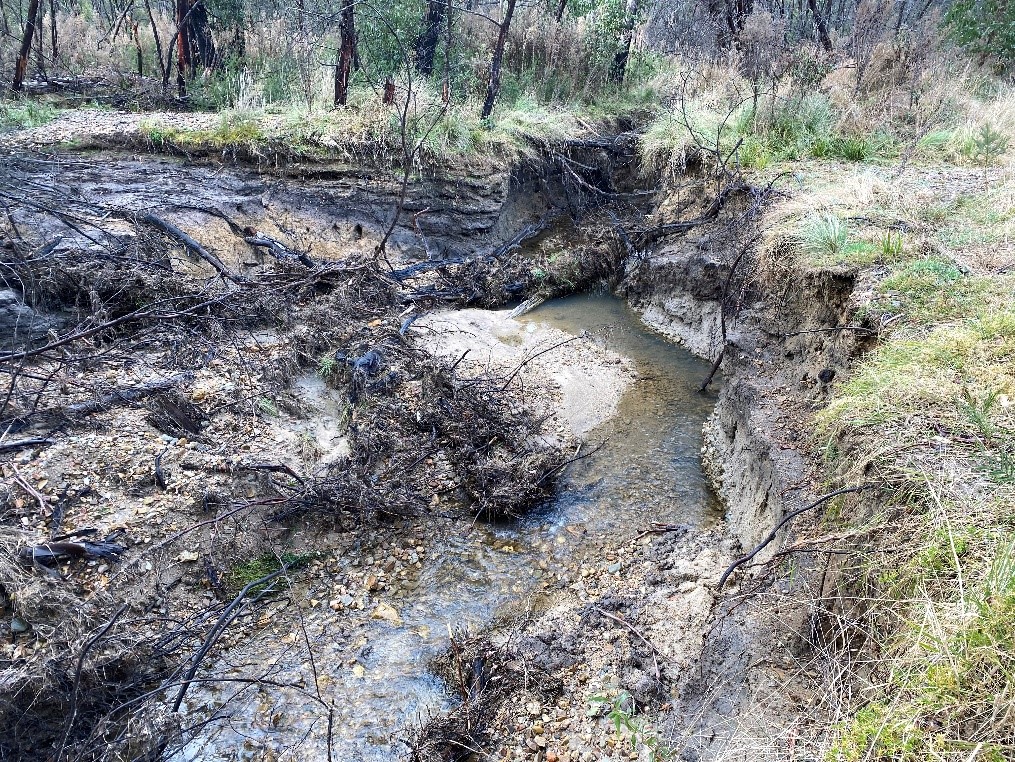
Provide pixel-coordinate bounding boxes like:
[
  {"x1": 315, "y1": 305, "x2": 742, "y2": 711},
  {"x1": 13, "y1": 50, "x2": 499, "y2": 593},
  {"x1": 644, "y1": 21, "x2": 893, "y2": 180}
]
[
  {"x1": 717, "y1": 484, "x2": 879, "y2": 590},
  {"x1": 63, "y1": 373, "x2": 193, "y2": 418},
  {"x1": 136, "y1": 213, "x2": 243, "y2": 283}
]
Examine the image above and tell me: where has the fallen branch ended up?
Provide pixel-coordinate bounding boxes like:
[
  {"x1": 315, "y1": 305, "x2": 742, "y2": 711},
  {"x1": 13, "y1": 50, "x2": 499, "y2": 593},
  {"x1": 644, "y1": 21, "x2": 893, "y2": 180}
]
[
  {"x1": 245, "y1": 236, "x2": 316, "y2": 269},
  {"x1": 717, "y1": 484, "x2": 878, "y2": 590},
  {"x1": 0, "y1": 437, "x2": 55, "y2": 452},
  {"x1": 171, "y1": 566, "x2": 288, "y2": 712},
  {"x1": 137, "y1": 213, "x2": 244, "y2": 283},
  {"x1": 64, "y1": 374, "x2": 193, "y2": 418}
]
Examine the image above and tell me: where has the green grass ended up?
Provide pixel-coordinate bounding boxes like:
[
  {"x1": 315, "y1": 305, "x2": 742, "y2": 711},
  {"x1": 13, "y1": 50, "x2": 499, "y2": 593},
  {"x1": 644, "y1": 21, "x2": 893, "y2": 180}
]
[{"x1": 0, "y1": 99, "x2": 59, "y2": 130}]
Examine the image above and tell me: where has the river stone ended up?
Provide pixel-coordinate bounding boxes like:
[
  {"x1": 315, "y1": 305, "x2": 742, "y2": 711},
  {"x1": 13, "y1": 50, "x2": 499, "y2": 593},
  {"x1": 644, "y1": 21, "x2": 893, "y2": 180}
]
[
  {"x1": 0, "y1": 289, "x2": 55, "y2": 347},
  {"x1": 370, "y1": 602, "x2": 402, "y2": 625}
]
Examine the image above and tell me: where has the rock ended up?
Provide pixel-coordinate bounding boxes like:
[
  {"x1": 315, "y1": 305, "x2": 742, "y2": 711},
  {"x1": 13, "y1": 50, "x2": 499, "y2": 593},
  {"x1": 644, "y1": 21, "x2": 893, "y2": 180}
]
[
  {"x1": 371, "y1": 602, "x2": 402, "y2": 625},
  {"x1": 10, "y1": 616, "x2": 29, "y2": 634},
  {"x1": 0, "y1": 289, "x2": 56, "y2": 346},
  {"x1": 365, "y1": 574, "x2": 379, "y2": 591},
  {"x1": 178, "y1": 550, "x2": 200, "y2": 562},
  {"x1": 606, "y1": 562, "x2": 622, "y2": 574}
]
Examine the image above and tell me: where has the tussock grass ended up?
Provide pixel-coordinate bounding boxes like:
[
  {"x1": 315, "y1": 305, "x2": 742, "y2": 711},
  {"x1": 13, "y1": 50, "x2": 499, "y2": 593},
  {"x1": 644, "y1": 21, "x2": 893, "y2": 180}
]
[{"x1": 810, "y1": 175, "x2": 1015, "y2": 759}]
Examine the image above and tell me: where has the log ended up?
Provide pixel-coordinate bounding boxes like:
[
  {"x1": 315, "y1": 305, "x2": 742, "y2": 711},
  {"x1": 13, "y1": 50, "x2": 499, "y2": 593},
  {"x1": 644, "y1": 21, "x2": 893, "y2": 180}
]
[
  {"x1": 64, "y1": 373, "x2": 193, "y2": 418},
  {"x1": 244, "y1": 236, "x2": 315, "y2": 268}
]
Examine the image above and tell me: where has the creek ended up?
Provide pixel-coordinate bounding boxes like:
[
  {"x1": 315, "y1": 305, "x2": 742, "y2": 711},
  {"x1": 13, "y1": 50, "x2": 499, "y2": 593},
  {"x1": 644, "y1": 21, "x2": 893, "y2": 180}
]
[{"x1": 178, "y1": 291, "x2": 718, "y2": 761}]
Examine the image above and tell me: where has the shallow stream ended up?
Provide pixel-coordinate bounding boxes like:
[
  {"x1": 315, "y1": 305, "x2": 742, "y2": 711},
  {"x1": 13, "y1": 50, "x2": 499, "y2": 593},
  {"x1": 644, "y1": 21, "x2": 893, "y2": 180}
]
[{"x1": 179, "y1": 292, "x2": 718, "y2": 761}]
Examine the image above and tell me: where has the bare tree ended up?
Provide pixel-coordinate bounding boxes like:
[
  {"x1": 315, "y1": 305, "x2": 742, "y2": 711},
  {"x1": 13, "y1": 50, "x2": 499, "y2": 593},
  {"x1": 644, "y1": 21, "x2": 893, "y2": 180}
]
[{"x1": 481, "y1": 0, "x2": 517, "y2": 119}]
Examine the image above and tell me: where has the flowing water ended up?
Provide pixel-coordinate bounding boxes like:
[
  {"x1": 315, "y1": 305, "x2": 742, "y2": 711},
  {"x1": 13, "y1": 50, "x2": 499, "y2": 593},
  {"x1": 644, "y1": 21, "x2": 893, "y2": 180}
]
[{"x1": 178, "y1": 292, "x2": 718, "y2": 761}]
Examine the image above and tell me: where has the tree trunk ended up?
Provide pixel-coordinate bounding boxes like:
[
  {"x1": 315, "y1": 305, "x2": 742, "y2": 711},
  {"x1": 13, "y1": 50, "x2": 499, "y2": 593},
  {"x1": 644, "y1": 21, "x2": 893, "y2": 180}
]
[
  {"x1": 335, "y1": 0, "x2": 355, "y2": 106},
  {"x1": 189, "y1": 0, "x2": 216, "y2": 68},
  {"x1": 554, "y1": 0, "x2": 567, "y2": 21},
  {"x1": 415, "y1": 0, "x2": 445, "y2": 76},
  {"x1": 175, "y1": 0, "x2": 191, "y2": 96},
  {"x1": 610, "y1": 0, "x2": 638, "y2": 83},
  {"x1": 11, "y1": 0, "x2": 41, "y2": 92},
  {"x1": 481, "y1": 0, "x2": 517, "y2": 119},
  {"x1": 34, "y1": 0, "x2": 46, "y2": 81},
  {"x1": 132, "y1": 19, "x2": 143, "y2": 76},
  {"x1": 145, "y1": 0, "x2": 167, "y2": 82},
  {"x1": 806, "y1": 0, "x2": 832, "y2": 51},
  {"x1": 48, "y1": 0, "x2": 57, "y2": 60}
]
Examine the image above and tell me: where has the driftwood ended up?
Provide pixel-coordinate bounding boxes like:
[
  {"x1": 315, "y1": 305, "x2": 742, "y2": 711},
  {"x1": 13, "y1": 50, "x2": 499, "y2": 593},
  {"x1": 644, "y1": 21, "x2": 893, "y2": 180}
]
[
  {"x1": 137, "y1": 213, "x2": 242, "y2": 282},
  {"x1": 0, "y1": 437, "x2": 55, "y2": 452},
  {"x1": 245, "y1": 236, "x2": 316, "y2": 268},
  {"x1": 64, "y1": 373, "x2": 193, "y2": 418}
]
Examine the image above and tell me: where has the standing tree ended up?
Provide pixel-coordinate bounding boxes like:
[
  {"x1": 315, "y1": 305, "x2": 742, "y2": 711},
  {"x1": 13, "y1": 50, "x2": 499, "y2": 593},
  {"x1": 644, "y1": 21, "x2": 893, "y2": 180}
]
[
  {"x1": 11, "y1": 0, "x2": 42, "y2": 92},
  {"x1": 481, "y1": 0, "x2": 517, "y2": 119},
  {"x1": 415, "y1": 0, "x2": 446, "y2": 75},
  {"x1": 610, "y1": 0, "x2": 640, "y2": 83},
  {"x1": 335, "y1": 0, "x2": 357, "y2": 105}
]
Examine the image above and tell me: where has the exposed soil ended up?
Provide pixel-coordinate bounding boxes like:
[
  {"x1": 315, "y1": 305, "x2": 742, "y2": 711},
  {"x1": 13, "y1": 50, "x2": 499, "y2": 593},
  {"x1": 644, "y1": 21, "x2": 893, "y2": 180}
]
[{"x1": 0, "y1": 122, "x2": 865, "y2": 762}]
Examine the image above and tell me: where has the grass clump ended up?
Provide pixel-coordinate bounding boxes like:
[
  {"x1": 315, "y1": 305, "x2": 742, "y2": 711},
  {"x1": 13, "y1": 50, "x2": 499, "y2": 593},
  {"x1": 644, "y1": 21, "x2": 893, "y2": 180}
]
[{"x1": 0, "y1": 99, "x2": 59, "y2": 130}]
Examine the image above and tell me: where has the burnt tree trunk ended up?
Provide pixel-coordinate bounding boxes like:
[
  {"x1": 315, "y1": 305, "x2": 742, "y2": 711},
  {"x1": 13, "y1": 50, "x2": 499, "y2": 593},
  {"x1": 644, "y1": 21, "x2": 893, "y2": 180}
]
[
  {"x1": 11, "y1": 0, "x2": 41, "y2": 92},
  {"x1": 132, "y1": 19, "x2": 143, "y2": 75},
  {"x1": 610, "y1": 0, "x2": 638, "y2": 83},
  {"x1": 175, "y1": 0, "x2": 191, "y2": 96},
  {"x1": 48, "y1": 0, "x2": 57, "y2": 60},
  {"x1": 555, "y1": 0, "x2": 567, "y2": 20},
  {"x1": 145, "y1": 0, "x2": 167, "y2": 82},
  {"x1": 34, "y1": 0, "x2": 46, "y2": 80},
  {"x1": 807, "y1": 0, "x2": 832, "y2": 51},
  {"x1": 189, "y1": 0, "x2": 216, "y2": 68},
  {"x1": 415, "y1": 0, "x2": 446, "y2": 76},
  {"x1": 480, "y1": 0, "x2": 517, "y2": 119},
  {"x1": 335, "y1": 0, "x2": 355, "y2": 106}
]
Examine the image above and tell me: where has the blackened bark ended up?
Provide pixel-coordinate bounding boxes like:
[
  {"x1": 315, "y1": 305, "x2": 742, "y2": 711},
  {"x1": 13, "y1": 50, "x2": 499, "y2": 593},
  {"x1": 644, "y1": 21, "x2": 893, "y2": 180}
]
[
  {"x1": 11, "y1": 0, "x2": 41, "y2": 91},
  {"x1": 610, "y1": 0, "x2": 638, "y2": 83},
  {"x1": 807, "y1": 0, "x2": 832, "y2": 51},
  {"x1": 335, "y1": 0, "x2": 355, "y2": 106},
  {"x1": 415, "y1": 0, "x2": 446, "y2": 76},
  {"x1": 175, "y1": 0, "x2": 191, "y2": 96},
  {"x1": 481, "y1": 0, "x2": 517, "y2": 119},
  {"x1": 555, "y1": 0, "x2": 567, "y2": 20},
  {"x1": 48, "y1": 0, "x2": 57, "y2": 59},
  {"x1": 188, "y1": 0, "x2": 216, "y2": 68}
]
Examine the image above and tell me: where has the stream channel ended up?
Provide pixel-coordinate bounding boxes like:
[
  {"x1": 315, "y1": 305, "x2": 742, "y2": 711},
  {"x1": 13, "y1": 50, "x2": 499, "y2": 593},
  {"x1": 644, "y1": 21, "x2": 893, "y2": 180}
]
[{"x1": 180, "y1": 291, "x2": 719, "y2": 761}]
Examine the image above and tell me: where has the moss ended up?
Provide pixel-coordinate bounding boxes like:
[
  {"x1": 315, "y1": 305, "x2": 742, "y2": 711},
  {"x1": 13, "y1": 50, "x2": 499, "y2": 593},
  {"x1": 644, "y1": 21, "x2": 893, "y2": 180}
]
[{"x1": 226, "y1": 551, "x2": 316, "y2": 592}]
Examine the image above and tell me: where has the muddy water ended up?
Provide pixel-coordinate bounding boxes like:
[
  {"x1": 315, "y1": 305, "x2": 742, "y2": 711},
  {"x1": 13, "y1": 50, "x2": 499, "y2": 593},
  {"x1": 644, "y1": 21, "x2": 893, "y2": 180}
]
[{"x1": 177, "y1": 293, "x2": 716, "y2": 761}]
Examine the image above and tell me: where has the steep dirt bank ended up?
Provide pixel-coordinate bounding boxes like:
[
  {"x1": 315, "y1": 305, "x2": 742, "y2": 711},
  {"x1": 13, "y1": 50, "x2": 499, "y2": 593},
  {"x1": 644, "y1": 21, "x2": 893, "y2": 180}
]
[{"x1": 622, "y1": 241, "x2": 874, "y2": 758}]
